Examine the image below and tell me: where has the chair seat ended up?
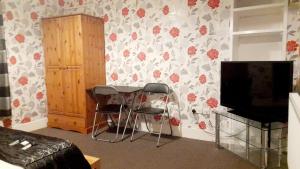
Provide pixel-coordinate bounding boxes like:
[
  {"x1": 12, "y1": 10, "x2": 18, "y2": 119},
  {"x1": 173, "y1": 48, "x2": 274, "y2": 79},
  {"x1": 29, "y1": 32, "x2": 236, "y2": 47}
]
[
  {"x1": 101, "y1": 104, "x2": 127, "y2": 113},
  {"x1": 135, "y1": 107, "x2": 166, "y2": 114}
]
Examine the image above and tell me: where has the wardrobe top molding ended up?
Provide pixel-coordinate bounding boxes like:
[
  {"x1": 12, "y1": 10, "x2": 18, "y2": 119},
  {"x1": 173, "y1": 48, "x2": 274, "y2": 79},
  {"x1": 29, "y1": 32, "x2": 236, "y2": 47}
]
[{"x1": 42, "y1": 14, "x2": 103, "y2": 21}]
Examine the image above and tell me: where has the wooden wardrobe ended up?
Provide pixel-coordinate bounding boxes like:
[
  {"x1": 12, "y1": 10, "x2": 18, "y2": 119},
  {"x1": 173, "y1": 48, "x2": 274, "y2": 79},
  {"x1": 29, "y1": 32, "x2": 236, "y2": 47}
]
[{"x1": 42, "y1": 14, "x2": 106, "y2": 134}]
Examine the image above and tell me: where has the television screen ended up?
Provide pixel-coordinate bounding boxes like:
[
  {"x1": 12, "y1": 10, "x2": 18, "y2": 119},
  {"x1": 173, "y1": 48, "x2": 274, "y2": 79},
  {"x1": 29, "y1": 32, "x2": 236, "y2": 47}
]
[{"x1": 221, "y1": 61, "x2": 293, "y2": 123}]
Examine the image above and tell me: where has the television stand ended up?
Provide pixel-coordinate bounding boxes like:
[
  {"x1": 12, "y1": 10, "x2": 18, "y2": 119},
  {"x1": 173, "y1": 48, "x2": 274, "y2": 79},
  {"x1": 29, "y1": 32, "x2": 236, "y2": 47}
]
[{"x1": 214, "y1": 111, "x2": 287, "y2": 169}]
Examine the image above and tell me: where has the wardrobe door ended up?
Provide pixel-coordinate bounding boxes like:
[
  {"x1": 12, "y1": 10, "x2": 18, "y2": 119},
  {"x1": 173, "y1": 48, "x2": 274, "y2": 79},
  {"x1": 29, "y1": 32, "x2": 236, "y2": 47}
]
[
  {"x1": 60, "y1": 15, "x2": 83, "y2": 67},
  {"x1": 45, "y1": 68, "x2": 64, "y2": 114},
  {"x1": 42, "y1": 18, "x2": 62, "y2": 67},
  {"x1": 62, "y1": 68, "x2": 86, "y2": 117}
]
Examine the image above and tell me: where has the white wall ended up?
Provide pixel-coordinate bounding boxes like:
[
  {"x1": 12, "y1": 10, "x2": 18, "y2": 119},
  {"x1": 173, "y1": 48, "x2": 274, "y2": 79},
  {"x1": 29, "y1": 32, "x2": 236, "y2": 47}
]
[{"x1": 288, "y1": 93, "x2": 300, "y2": 169}]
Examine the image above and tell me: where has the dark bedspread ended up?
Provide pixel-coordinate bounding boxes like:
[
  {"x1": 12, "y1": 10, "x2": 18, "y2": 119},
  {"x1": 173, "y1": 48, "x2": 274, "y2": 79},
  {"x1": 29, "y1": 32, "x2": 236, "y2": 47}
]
[{"x1": 0, "y1": 127, "x2": 91, "y2": 169}]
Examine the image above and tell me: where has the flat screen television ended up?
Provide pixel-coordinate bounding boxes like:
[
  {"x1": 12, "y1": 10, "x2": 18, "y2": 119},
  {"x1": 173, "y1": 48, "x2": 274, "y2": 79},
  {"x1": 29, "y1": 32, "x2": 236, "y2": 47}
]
[{"x1": 221, "y1": 61, "x2": 293, "y2": 123}]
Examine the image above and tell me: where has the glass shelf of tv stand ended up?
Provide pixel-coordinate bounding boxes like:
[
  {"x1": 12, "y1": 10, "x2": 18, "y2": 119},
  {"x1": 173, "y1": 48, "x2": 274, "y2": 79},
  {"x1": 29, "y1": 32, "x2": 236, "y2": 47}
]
[
  {"x1": 213, "y1": 110, "x2": 288, "y2": 130},
  {"x1": 213, "y1": 110, "x2": 288, "y2": 169}
]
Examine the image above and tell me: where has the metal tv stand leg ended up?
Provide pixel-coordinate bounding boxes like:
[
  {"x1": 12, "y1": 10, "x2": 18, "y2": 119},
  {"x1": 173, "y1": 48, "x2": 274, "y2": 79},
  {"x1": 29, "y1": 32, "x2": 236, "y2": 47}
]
[
  {"x1": 246, "y1": 119, "x2": 250, "y2": 160},
  {"x1": 215, "y1": 113, "x2": 221, "y2": 148},
  {"x1": 261, "y1": 124, "x2": 269, "y2": 169}
]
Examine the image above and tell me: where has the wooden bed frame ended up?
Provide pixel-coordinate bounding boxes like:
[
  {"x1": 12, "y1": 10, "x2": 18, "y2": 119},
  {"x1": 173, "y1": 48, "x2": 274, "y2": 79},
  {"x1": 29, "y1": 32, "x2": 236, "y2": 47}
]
[{"x1": 84, "y1": 155, "x2": 101, "y2": 169}]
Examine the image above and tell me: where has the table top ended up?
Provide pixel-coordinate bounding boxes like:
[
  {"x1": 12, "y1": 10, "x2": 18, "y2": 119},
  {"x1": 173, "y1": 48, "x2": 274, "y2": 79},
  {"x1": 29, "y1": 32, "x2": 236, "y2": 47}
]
[{"x1": 87, "y1": 85, "x2": 143, "y2": 94}]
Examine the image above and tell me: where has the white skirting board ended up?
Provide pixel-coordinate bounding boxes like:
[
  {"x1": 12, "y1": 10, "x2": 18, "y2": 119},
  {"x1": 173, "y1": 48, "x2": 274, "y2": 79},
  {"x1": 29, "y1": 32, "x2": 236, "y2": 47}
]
[
  {"x1": 12, "y1": 117, "x2": 48, "y2": 132},
  {"x1": 138, "y1": 122, "x2": 214, "y2": 142},
  {"x1": 10, "y1": 117, "x2": 215, "y2": 141}
]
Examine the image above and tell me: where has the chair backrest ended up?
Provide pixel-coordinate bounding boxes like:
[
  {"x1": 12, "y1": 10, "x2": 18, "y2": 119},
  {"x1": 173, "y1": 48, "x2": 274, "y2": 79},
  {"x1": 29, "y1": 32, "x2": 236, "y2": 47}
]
[{"x1": 143, "y1": 83, "x2": 169, "y2": 94}]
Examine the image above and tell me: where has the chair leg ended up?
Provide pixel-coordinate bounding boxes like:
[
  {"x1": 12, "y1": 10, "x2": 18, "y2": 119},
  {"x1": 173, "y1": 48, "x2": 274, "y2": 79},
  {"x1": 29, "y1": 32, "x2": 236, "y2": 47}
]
[
  {"x1": 143, "y1": 114, "x2": 151, "y2": 133},
  {"x1": 91, "y1": 110, "x2": 99, "y2": 139},
  {"x1": 130, "y1": 113, "x2": 139, "y2": 142},
  {"x1": 94, "y1": 113, "x2": 103, "y2": 136},
  {"x1": 91, "y1": 111, "x2": 111, "y2": 142},
  {"x1": 122, "y1": 109, "x2": 132, "y2": 140},
  {"x1": 167, "y1": 112, "x2": 173, "y2": 136},
  {"x1": 112, "y1": 111, "x2": 123, "y2": 142},
  {"x1": 157, "y1": 115, "x2": 166, "y2": 147}
]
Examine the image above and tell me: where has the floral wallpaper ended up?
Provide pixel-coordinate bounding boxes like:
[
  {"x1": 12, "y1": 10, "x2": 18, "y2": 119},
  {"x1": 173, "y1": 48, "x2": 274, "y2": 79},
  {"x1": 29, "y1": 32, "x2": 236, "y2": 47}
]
[
  {"x1": 79, "y1": 0, "x2": 231, "y2": 139},
  {"x1": 287, "y1": 8, "x2": 300, "y2": 77},
  {"x1": 1, "y1": 0, "x2": 300, "y2": 140},
  {"x1": 3, "y1": 0, "x2": 63, "y2": 125}
]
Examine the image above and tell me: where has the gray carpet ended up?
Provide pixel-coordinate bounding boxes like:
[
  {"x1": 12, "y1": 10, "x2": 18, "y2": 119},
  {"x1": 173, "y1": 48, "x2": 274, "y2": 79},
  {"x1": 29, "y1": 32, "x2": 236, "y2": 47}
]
[{"x1": 34, "y1": 128, "x2": 259, "y2": 169}]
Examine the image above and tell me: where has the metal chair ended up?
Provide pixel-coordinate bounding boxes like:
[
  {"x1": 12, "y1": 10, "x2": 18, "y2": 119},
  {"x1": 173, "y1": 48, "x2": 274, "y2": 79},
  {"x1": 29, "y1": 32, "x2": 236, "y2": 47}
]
[
  {"x1": 130, "y1": 83, "x2": 173, "y2": 147},
  {"x1": 91, "y1": 85, "x2": 129, "y2": 143}
]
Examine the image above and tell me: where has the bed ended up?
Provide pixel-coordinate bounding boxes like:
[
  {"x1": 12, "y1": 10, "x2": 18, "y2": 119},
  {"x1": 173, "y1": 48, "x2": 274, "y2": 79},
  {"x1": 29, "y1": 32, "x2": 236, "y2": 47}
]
[{"x1": 0, "y1": 127, "x2": 91, "y2": 169}]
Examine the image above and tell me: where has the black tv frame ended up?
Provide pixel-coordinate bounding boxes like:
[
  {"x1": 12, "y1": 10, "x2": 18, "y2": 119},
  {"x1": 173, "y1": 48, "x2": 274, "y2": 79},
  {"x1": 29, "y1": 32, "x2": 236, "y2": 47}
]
[{"x1": 220, "y1": 61, "x2": 294, "y2": 123}]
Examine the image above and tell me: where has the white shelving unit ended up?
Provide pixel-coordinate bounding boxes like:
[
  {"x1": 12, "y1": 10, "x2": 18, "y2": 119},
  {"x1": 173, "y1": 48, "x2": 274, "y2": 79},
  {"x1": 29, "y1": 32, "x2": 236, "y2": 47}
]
[{"x1": 230, "y1": 0, "x2": 288, "y2": 61}]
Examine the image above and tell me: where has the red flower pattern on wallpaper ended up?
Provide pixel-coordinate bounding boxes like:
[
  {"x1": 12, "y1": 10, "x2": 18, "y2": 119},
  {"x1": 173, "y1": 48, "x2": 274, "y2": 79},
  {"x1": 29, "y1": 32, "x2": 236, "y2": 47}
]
[
  {"x1": 39, "y1": 0, "x2": 45, "y2": 5},
  {"x1": 169, "y1": 27, "x2": 180, "y2": 38},
  {"x1": 9, "y1": 56, "x2": 17, "y2": 65},
  {"x1": 153, "y1": 70, "x2": 161, "y2": 79},
  {"x1": 206, "y1": 97, "x2": 218, "y2": 108},
  {"x1": 207, "y1": 49, "x2": 219, "y2": 60},
  {"x1": 15, "y1": 34, "x2": 25, "y2": 43},
  {"x1": 132, "y1": 74, "x2": 138, "y2": 82},
  {"x1": 111, "y1": 72, "x2": 118, "y2": 81},
  {"x1": 131, "y1": 32, "x2": 137, "y2": 40},
  {"x1": 188, "y1": 46, "x2": 197, "y2": 56},
  {"x1": 188, "y1": 0, "x2": 197, "y2": 7},
  {"x1": 6, "y1": 11, "x2": 13, "y2": 20},
  {"x1": 105, "y1": 54, "x2": 110, "y2": 62},
  {"x1": 138, "y1": 94, "x2": 147, "y2": 102},
  {"x1": 138, "y1": 52, "x2": 146, "y2": 61},
  {"x1": 163, "y1": 52, "x2": 170, "y2": 61},
  {"x1": 153, "y1": 25, "x2": 161, "y2": 35},
  {"x1": 154, "y1": 115, "x2": 162, "y2": 121},
  {"x1": 287, "y1": 40, "x2": 299, "y2": 52},
  {"x1": 208, "y1": 0, "x2": 220, "y2": 9},
  {"x1": 103, "y1": 14, "x2": 108, "y2": 23},
  {"x1": 109, "y1": 33, "x2": 117, "y2": 41},
  {"x1": 122, "y1": 7, "x2": 129, "y2": 16},
  {"x1": 123, "y1": 49, "x2": 130, "y2": 57},
  {"x1": 13, "y1": 99, "x2": 20, "y2": 108},
  {"x1": 187, "y1": 93, "x2": 197, "y2": 102},
  {"x1": 163, "y1": 5, "x2": 169, "y2": 15},
  {"x1": 18, "y1": 76, "x2": 28, "y2": 86},
  {"x1": 36, "y1": 92, "x2": 44, "y2": 100},
  {"x1": 79, "y1": 0, "x2": 84, "y2": 5},
  {"x1": 136, "y1": 8, "x2": 145, "y2": 18},
  {"x1": 34, "y1": 53, "x2": 41, "y2": 61},
  {"x1": 21, "y1": 117, "x2": 31, "y2": 123},
  {"x1": 170, "y1": 117, "x2": 180, "y2": 126},
  {"x1": 199, "y1": 74, "x2": 206, "y2": 84},
  {"x1": 199, "y1": 25, "x2": 207, "y2": 35},
  {"x1": 170, "y1": 73, "x2": 179, "y2": 83},
  {"x1": 198, "y1": 121, "x2": 206, "y2": 129},
  {"x1": 58, "y1": 0, "x2": 64, "y2": 7},
  {"x1": 31, "y1": 12, "x2": 38, "y2": 21},
  {"x1": 162, "y1": 96, "x2": 169, "y2": 103}
]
